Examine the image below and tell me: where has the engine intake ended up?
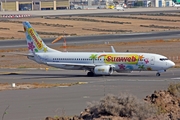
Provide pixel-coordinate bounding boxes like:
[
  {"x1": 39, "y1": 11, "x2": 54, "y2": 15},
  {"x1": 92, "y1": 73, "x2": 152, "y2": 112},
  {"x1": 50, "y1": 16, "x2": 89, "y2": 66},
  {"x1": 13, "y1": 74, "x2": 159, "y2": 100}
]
[{"x1": 94, "y1": 65, "x2": 113, "y2": 75}]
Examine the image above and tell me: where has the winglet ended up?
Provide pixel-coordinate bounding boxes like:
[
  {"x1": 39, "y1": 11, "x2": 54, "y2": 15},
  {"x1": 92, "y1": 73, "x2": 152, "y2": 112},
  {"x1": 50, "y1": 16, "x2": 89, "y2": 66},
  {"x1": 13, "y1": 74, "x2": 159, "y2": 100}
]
[{"x1": 111, "y1": 46, "x2": 116, "y2": 53}]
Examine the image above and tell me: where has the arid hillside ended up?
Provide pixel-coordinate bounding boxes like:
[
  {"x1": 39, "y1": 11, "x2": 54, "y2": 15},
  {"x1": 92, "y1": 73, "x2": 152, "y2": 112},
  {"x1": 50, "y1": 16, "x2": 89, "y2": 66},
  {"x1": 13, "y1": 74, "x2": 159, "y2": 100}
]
[{"x1": 45, "y1": 83, "x2": 180, "y2": 120}]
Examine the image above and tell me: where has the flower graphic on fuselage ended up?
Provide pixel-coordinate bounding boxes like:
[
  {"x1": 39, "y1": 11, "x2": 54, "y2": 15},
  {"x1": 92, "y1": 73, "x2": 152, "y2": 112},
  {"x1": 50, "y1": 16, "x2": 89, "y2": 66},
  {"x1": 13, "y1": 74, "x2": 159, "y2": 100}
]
[
  {"x1": 118, "y1": 64, "x2": 125, "y2": 70},
  {"x1": 126, "y1": 65, "x2": 133, "y2": 70},
  {"x1": 139, "y1": 55, "x2": 144, "y2": 61},
  {"x1": 28, "y1": 42, "x2": 35, "y2": 51},
  {"x1": 144, "y1": 58, "x2": 149, "y2": 64},
  {"x1": 147, "y1": 67, "x2": 152, "y2": 71},
  {"x1": 138, "y1": 65, "x2": 145, "y2": 70}
]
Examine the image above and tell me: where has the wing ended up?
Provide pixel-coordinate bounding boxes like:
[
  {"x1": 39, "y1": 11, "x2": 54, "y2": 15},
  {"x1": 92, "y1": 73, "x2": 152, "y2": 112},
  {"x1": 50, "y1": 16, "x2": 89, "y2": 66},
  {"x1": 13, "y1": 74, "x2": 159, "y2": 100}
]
[{"x1": 46, "y1": 62, "x2": 95, "y2": 67}]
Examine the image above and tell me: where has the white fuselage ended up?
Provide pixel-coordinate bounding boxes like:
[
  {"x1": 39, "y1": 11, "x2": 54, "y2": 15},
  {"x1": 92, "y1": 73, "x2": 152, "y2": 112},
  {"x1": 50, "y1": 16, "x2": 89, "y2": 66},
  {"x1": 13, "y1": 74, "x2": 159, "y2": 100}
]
[
  {"x1": 116, "y1": 5, "x2": 124, "y2": 11},
  {"x1": 29, "y1": 52, "x2": 174, "y2": 72},
  {"x1": 23, "y1": 21, "x2": 175, "y2": 76},
  {"x1": 173, "y1": 2, "x2": 180, "y2": 8}
]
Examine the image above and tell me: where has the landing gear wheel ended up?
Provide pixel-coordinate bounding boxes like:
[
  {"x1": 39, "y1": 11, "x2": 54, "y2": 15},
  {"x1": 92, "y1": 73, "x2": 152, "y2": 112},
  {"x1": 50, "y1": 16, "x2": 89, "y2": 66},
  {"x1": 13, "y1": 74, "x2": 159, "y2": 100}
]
[
  {"x1": 87, "y1": 72, "x2": 94, "y2": 77},
  {"x1": 156, "y1": 73, "x2": 160, "y2": 76}
]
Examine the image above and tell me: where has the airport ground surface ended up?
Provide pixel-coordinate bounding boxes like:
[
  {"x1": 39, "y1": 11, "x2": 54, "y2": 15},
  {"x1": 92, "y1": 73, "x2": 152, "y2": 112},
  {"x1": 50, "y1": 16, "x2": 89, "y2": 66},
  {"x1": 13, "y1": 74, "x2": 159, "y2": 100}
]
[
  {"x1": 0, "y1": 8, "x2": 180, "y2": 120},
  {"x1": 0, "y1": 7, "x2": 179, "y2": 16},
  {"x1": 1, "y1": 11, "x2": 180, "y2": 40},
  {"x1": 0, "y1": 68, "x2": 179, "y2": 120}
]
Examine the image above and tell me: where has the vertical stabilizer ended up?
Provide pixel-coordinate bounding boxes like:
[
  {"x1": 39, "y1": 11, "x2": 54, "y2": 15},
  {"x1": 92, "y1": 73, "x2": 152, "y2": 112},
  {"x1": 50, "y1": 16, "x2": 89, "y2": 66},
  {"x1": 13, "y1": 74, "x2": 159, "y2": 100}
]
[{"x1": 23, "y1": 21, "x2": 59, "y2": 53}]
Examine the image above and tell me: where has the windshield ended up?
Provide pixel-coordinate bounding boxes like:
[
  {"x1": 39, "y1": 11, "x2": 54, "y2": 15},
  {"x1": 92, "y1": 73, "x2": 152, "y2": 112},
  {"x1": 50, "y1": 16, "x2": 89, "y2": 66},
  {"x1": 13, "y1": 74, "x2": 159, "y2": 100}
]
[{"x1": 160, "y1": 58, "x2": 168, "y2": 61}]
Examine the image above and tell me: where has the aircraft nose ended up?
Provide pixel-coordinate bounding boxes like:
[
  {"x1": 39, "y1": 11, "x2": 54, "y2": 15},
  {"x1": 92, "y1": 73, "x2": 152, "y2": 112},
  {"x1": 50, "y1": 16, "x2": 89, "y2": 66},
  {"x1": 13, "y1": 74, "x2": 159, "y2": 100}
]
[{"x1": 168, "y1": 61, "x2": 175, "y2": 68}]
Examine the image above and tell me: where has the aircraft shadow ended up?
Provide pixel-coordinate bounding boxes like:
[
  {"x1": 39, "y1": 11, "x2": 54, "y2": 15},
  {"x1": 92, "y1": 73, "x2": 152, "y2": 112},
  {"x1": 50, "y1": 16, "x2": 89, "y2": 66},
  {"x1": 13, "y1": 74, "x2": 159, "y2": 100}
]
[{"x1": 0, "y1": 73, "x2": 155, "y2": 79}]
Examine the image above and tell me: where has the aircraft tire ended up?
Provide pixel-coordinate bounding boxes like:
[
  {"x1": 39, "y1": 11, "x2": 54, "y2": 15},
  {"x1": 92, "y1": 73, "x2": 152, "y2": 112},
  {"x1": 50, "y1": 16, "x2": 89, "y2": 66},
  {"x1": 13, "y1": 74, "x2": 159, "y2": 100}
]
[
  {"x1": 87, "y1": 72, "x2": 94, "y2": 77},
  {"x1": 156, "y1": 73, "x2": 160, "y2": 76}
]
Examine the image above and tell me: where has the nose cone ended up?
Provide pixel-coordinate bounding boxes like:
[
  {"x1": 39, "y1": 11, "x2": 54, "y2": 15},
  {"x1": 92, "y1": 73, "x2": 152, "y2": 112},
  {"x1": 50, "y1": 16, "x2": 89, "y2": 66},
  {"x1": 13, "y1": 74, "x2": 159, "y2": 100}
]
[{"x1": 168, "y1": 61, "x2": 175, "y2": 68}]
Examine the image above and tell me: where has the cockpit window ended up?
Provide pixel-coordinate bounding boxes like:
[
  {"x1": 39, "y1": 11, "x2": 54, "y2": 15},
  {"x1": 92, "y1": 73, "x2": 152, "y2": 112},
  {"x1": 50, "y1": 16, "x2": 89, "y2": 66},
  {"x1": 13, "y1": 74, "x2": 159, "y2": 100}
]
[{"x1": 160, "y1": 58, "x2": 168, "y2": 61}]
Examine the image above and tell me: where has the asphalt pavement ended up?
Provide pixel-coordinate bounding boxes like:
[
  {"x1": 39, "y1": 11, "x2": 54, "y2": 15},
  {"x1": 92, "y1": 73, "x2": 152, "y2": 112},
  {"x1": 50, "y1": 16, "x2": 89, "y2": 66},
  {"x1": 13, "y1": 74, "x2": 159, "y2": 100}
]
[
  {"x1": 0, "y1": 7, "x2": 180, "y2": 120},
  {"x1": 0, "y1": 7, "x2": 179, "y2": 16},
  {"x1": 0, "y1": 68, "x2": 179, "y2": 120},
  {"x1": 1, "y1": 30, "x2": 180, "y2": 49}
]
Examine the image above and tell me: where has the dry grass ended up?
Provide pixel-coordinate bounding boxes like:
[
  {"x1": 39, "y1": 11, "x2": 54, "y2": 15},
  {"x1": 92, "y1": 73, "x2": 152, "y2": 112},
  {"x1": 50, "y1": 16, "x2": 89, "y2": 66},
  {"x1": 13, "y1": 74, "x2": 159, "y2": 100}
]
[
  {"x1": 86, "y1": 93, "x2": 157, "y2": 120},
  {"x1": 167, "y1": 83, "x2": 180, "y2": 97},
  {"x1": 0, "y1": 82, "x2": 82, "y2": 91},
  {"x1": 0, "y1": 13, "x2": 180, "y2": 39}
]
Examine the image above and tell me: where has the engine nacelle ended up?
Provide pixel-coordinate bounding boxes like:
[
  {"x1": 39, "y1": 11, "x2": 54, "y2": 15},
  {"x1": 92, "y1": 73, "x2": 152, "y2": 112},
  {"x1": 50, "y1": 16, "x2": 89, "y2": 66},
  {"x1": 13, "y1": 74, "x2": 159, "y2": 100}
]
[{"x1": 94, "y1": 65, "x2": 113, "y2": 75}]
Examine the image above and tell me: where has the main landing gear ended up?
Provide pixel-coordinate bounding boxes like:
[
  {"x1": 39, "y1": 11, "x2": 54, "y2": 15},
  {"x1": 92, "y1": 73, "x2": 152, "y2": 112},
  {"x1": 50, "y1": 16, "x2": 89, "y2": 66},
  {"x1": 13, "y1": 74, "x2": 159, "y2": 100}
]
[
  {"x1": 87, "y1": 72, "x2": 94, "y2": 77},
  {"x1": 156, "y1": 72, "x2": 160, "y2": 76}
]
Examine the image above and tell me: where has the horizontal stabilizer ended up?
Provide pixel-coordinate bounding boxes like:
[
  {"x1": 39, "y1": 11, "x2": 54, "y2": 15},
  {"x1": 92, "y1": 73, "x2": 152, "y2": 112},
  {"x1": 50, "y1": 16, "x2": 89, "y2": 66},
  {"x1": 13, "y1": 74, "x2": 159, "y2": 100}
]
[{"x1": 4, "y1": 52, "x2": 34, "y2": 57}]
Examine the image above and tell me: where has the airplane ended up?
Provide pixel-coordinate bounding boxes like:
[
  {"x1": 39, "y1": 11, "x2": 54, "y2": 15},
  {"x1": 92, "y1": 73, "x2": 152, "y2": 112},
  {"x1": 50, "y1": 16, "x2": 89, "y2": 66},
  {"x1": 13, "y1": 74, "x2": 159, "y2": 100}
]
[
  {"x1": 172, "y1": 2, "x2": 180, "y2": 9},
  {"x1": 115, "y1": 3, "x2": 126, "y2": 11},
  {"x1": 116, "y1": 5, "x2": 125, "y2": 11},
  {"x1": 23, "y1": 21, "x2": 175, "y2": 77}
]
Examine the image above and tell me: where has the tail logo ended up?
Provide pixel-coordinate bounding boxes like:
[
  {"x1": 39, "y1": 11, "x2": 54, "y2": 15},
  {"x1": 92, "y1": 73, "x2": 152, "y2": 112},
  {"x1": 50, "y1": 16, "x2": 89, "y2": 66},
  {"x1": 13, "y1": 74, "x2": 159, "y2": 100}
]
[{"x1": 28, "y1": 28, "x2": 43, "y2": 50}]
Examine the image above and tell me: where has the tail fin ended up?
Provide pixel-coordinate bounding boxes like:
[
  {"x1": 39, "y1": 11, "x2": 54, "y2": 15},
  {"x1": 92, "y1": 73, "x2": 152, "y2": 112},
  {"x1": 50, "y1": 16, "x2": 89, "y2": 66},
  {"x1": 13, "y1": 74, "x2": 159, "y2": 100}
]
[{"x1": 23, "y1": 21, "x2": 59, "y2": 53}]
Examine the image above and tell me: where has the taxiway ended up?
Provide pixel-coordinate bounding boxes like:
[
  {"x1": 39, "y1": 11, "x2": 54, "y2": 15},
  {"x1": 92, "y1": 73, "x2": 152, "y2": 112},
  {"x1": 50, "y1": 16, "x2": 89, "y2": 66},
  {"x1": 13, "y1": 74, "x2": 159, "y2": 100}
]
[
  {"x1": 1, "y1": 30, "x2": 180, "y2": 49},
  {"x1": 0, "y1": 68, "x2": 179, "y2": 120}
]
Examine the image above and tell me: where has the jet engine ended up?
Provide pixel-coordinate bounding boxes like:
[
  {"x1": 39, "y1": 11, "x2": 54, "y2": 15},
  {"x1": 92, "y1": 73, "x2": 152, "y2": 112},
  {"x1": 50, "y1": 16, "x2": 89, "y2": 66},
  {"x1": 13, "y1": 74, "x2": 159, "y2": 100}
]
[{"x1": 94, "y1": 65, "x2": 113, "y2": 75}]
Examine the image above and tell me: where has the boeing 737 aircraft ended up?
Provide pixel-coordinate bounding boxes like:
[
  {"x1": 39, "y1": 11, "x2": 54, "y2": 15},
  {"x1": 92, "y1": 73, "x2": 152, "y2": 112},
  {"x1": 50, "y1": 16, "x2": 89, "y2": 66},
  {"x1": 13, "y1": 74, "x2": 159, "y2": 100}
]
[
  {"x1": 23, "y1": 21, "x2": 175, "y2": 77},
  {"x1": 172, "y1": 2, "x2": 180, "y2": 9}
]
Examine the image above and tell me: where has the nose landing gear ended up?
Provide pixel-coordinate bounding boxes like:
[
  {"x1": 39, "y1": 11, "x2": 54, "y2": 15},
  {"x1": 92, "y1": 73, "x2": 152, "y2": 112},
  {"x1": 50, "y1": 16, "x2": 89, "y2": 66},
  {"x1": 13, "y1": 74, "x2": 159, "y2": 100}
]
[{"x1": 156, "y1": 70, "x2": 166, "y2": 77}]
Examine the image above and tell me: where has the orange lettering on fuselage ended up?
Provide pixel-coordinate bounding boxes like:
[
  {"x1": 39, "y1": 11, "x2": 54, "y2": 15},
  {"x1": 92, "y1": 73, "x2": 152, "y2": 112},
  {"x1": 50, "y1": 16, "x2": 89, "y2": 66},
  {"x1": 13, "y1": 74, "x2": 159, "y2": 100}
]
[
  {"x1": 106, "y1": 56, "x2": 137, "y2": 62},
  {"x1": 29, "y1": 29, "x2": 42, "y2": 50}
]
